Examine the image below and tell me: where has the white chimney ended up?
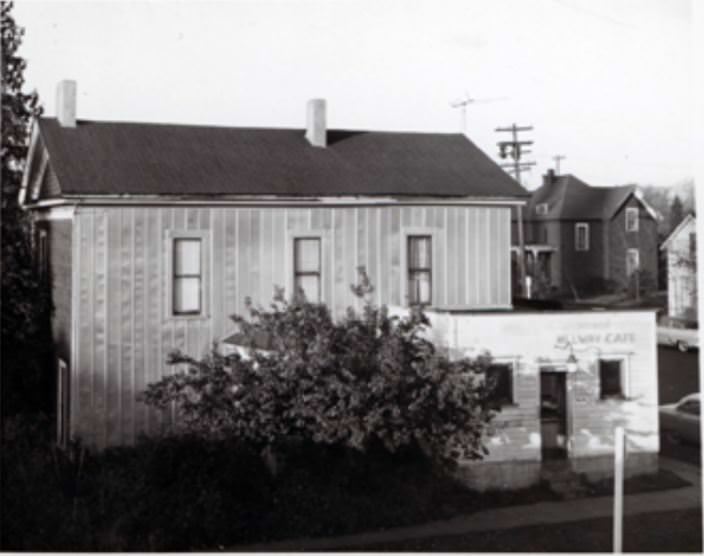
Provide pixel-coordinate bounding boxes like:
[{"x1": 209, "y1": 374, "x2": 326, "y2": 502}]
[
  {"x1": 56, "y1": 80, "x2": 77, "y2": 127},
  {"x1": 305, "y1": 98, "x2": 326, "y2": 147}
]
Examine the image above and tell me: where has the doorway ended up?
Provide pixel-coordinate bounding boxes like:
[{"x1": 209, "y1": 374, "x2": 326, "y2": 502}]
[{"x1": 540, "y1": 371, "x2": 567, "y2": 459}]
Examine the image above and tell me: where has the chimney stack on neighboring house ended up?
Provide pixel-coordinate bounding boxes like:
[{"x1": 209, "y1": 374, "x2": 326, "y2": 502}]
[
  {"x1": 56, "y1": 80, "x2": 77, "y2": 127},
  {"x1": 543, "y1": 169, "x2": 556, "y2": 187},
  {"x1": 305, "y1": 98, "x2": 326, "y2": 147}
]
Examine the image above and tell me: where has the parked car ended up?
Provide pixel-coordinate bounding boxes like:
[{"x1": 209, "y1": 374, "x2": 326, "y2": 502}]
[
  {"x1": 657, "y1": 318, "x2": 699, "y2": 352},
  {"x1": 660, "y1": 393, "x2": 701, "y2": 444}
]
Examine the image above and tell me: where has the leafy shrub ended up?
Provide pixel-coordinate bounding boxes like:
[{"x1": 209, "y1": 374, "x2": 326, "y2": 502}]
[{"x1": 142, "y1": 278, "x2": 495, "y2": 468}]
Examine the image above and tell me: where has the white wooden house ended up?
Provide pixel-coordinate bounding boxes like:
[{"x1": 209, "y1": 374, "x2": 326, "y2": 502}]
[
  {"x1": 21, "y1": 80, "x2": 659, "y2": 489},
  {"x1": 661, "y1": 213, "x2": 697, "y2": 322}
]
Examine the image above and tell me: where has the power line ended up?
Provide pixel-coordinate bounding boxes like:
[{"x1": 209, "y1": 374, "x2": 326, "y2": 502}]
[{"x1": 495, "y1": 123, "x2": 536, "y2": 186}]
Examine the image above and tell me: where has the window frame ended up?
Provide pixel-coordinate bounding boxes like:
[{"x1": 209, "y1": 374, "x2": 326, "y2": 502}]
[
  {"x1": 575, "y1": 222, "x2": 589, "y2": 251},
  {"x1": 406, "y1": 234, "x2": 433, "y2": 307},
  {"x1": 57, "y1": 358, "x2": 69, "y2": 446},
  {"x1": 625, "y1": 207, "x2": 639, "y2": 232},
  {"x1": 689, "y1": 232, "x2": 696, "y2": 260},
  {"x1": 293, "y1": 236, "x2": 322, "y2": 303},
  {"x1": 485, "y1": 358, "x2": 517, "y2": 408},
  {"x1": 536, "y1": 203, "x2": 549, "y2": 216},
  {"x1": 165, "y1": 230, "x2": 210, "y2": 320},
  {"x1": 598, "y1": 357, "x2": 629, "y2": 400},
  {"x1": 626, "y1": 247, "x2": 640, "y2": 276}
]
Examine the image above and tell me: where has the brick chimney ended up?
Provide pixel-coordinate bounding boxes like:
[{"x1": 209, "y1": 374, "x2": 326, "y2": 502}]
[
  {"x1": 56, "y1": 80, "x2": 77, "y2": 127},
  {"x1": 305, "y1": 99, "x2": 326, "y2": 147},
  {"x1": 542, "y1": 169, "x2": 556, "y2": 187}
]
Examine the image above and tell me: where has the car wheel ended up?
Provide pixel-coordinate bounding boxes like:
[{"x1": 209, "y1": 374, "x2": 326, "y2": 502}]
[{"x1": 676, "y1": 340, "x2": 689, "y2": 352}]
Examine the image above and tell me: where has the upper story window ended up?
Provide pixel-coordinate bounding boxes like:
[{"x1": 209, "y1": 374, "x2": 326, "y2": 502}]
[
  {"x1": 625, "y1": 207, "x2": 639, "y2": 232},
  {"x1": 407, "y1": 235, "x2": 432, "y2": 306},
  {"x1": 575, "y1": 223, "x2": 589, "y2": 251},
  {"x1": 294, "y1": 237, "x2": 321, "y2": 302},
  {"x1": 536, "y1": 203, "x2": 549, "y2": 216},
  {"x1": 172, "y1": 238, "x2": 202, "y2": 315},
  {"x1": 689, "y1": 232, "x2": 696, "y2": 260},
  {"x1": 626, "y1": 248, "x2": 640, "y2": 276}
]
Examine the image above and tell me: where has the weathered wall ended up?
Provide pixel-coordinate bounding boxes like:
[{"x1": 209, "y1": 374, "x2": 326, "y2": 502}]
[
  {"x1": 417, "y1": 309, "x2": 659, "y2": 464},
  {"x1": 666, "y1": 217, "x2": 698, "y2": 320},
  {"x1": 70, "y1": 204, "x2": 512, "y2": 447}
]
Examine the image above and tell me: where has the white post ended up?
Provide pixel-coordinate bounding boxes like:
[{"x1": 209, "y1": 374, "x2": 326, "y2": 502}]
[{"x1": 613, "y1": 426, "x2": 625, "y2": 553}]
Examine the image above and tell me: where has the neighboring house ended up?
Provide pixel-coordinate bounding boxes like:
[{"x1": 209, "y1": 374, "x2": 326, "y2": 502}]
[
  {"x1": 513, "y1": 171, "x2": 659, "y2": 299},
  {"x1": 21, "y1": 81, "x2": 660, "y2": 491},
  {"x1": 661, "y1": 213, "x2": 697, "y2": 321}
]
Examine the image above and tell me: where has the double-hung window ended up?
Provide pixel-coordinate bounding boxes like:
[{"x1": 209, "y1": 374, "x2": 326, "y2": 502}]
[
  {"x1": 173, "y1": 238, "x2": 203, "y2": 315},
  {"x1": 575, "y1": 223, "x2": 589, "y2": 251},
  {"x1": 407, "y1": 235, "x2": 432, "y2": 306},
  {"x1": 625, "y1": 207, "x2": 639, "y2": 232},
  {"x1": 294, "y1": 237, "x2": 321, "y2": 302}
]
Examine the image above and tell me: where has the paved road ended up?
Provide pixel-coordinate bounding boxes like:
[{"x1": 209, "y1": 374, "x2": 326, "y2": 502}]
[{"x1": 657, "y1": 345, "x2": 700, "y2": 465}]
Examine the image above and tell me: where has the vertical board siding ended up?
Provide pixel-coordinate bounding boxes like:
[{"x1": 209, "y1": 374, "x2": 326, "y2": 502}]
[{"x1": 74, "y1": 204, "x2": 512, "y2": 447}]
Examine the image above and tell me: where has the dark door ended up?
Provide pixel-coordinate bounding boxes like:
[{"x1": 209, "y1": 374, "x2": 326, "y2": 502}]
[{"x1": 540, "y1": 371, "x2": 567, "y2": 459}]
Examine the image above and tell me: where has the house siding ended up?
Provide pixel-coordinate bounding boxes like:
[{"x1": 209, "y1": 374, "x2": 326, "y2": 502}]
[
  {"x1": 609, "y1": 198, "x2": 658, "y2": 292},
  {"x1": 666, "y1": 217, "x2": 698, "y2": 320},
  {"x1": 70, "y1": 204, "x2": 512, "y2": 447},
  {"x1": 559, "y1": 220, "x2": 606, "y2": 294}
]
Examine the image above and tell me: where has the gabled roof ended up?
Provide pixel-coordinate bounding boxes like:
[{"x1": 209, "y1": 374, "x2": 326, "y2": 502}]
[
  {"x1": 525, "y1": 174, "x2": 657, "y2": 221},
  {"x1": 28, "y1": 118, "x2": 529, "y2": 201},
  {"x1": 661, "y1": 212, "x2": 696, "y2": 251}
]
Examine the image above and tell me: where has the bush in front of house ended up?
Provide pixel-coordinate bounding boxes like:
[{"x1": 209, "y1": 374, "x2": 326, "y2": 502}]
[
  {"x1": 1, "y1": 415, "x2": 501, "y2": 551},
  {"x1": 142, "y1": 279, "x2": 496, "y2": 470}
]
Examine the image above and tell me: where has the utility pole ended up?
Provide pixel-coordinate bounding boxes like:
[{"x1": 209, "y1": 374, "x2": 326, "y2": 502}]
[
  {"x1": 496, "y1": 124, "x2": 536, "y2": 186},
  {"x1": 553, "y1": 154, "x2": 566, "y2": 174},
  {"x1": 496, "y1": 124, "x2": 535, "y2": 298}
]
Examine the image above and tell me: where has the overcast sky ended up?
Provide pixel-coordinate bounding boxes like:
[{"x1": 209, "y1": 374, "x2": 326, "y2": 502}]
[{"x1": 15, "y1": 0, "x2": 693, "y2": 190}]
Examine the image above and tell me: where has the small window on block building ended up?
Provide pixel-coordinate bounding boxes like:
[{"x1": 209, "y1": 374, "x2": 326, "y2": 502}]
[
  {"x1": 487, "y1": 363, "x2": 514, "y2": 407},
  {"x1": 407, "y1": 235, "x2": 432, "y2": 306},
  {"x1": 599, "y1": 359, "x2": 624, "y2": 399}
]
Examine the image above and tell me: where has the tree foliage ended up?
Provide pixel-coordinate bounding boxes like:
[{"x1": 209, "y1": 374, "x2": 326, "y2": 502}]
[
  {"x1": 142, "y1": 279, "x2": 496, "y2": 469},
  {"x1": 1, "y1": 1, "x2": 51, "y2": 415}
]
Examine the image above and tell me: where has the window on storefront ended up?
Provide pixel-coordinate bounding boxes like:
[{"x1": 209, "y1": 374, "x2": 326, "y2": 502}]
[
  {"x1": 599, "y1": 359, "x2": 624, "y2": 399},
  {"x1": 487, "y1": 363, "x2": 514, "y2": 406}
]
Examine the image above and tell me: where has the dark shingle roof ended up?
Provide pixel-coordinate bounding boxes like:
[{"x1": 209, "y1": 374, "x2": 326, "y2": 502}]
[
  {"x1": 526, "y1": 174, "x2": 638, "y2": 221},
  {"x1": 37, "y1": 118, "x2": 529, "y2": 199}
]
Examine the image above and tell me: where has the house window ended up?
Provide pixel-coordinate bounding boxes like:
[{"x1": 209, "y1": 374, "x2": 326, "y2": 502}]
[
  {"x1": 294, "y1": 237, "x2": 321, "y2": 302},
  {"x1": 626, "y1": 248, "x2": 640, "y2": 276},
  {"x1": 536, "y1": 203, "x2": 549, "y2": 216},
  {"x1": 625, "y1": 207, "x2": 639, "y2": 232},
  {"x1": 57, "y1": 359, "x2": 69, "y2": 446},
  {"x1": 407, "y1": 235, "x2": 432, "y2": 305},
  {"x1": 689, "y1": 232, "x2": 696, "y2": 260},
  {"x1": 599, "y1": 359, "x2": 624, "y2": 399},
  {"x1": 37, "y1": 228, "x2": 49, "y2": 281},
  {"x1": 575, "y1": 223, "x2": 589, "y2": 251},
  {"x1": 487, "y1": 362, "x2": 514, "y2": 406},
  {"x1": 173, "y1": 238, "x2": 202, "y2": 315}
]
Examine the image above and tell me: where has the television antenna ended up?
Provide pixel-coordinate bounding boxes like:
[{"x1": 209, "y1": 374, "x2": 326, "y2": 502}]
[{"x1": 449, "y1": 91, "x2": 508, "y2": 135}]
